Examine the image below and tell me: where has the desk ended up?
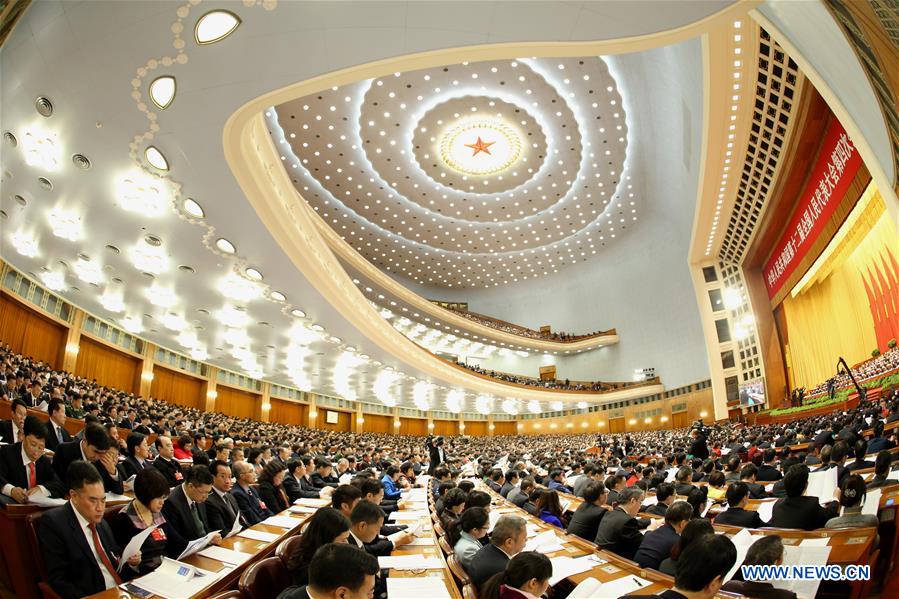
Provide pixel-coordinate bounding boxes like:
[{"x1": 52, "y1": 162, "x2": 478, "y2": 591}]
[{"x1": 87, "y1": 509, "x2": 311, "y2": 599}]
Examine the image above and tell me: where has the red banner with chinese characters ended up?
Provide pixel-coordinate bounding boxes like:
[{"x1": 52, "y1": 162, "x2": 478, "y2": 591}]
[{"x1": 763, "y1": 118, "x2": 863, "y2": 299}]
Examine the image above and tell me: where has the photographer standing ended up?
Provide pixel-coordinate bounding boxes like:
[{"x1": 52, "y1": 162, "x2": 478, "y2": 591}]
[{"x1": 426, "y1": 435, "x2": 446, "y2": 475}]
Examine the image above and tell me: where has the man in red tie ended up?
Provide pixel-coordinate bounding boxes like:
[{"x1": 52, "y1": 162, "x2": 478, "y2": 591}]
[
  {"x1": 0, "y1": 415, "x2": 64, "y2": 503},
  {"x1": 38, "y1": 460, "x2": 142, "y2": 598}
]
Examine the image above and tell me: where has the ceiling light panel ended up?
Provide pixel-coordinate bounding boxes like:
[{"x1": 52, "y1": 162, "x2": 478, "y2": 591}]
[
  {"x1": 144, "y1": 146, "x2": 169, "y2": 171},
  {"x1": 149, "y1": 76, "x2": 176, "y2": 110},
  {"x1": 46, "y1": 208, "x2": 83, "y2": 241},
  {"x1": 195, "y1": 10, "x2": 241, "y2": 45},
  {"x1": 269, "y1": 56, "x2": 634, "y2": 288}
]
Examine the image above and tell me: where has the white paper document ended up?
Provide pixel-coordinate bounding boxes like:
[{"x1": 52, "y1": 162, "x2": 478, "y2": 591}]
[
  {"x1": 177, "y1": 531, "x2": 220, "y2": 560},
  {"x1": 105, "y1": 491, "x2": 131, "y2": 503},
  {"x1": 590, "y1": 575, "x2": 652, "y2": 598},
  {"x1": 388, "y1": 510, "x2": 429, "y2": 521},
  {"x1": 197, "y1": 546, "x2": 253, "y2": 566},
  {"x1": 24, "y1": 487, "x2": 66, "y2": 507},
  {"x1": 225, "y1": 512, "x2": 242, "y2": 538},
  {"x1": 130, "y1": 557, "x2": 227, "y2": 599},
  {"x1": 386, "y1": 576, "x2": 451, "y2": 598},
  {"x1": 567, "y1": 577, "x2": 602, "y2": 598},
  {"x1": 236, "y1": 529, "x2": 280, "y2": 543},
  {"x1": 724, "y1": 528, "x2": 756, "y2": 582},
  {"x1": 289, "y1": 505, "x2": 319, "y2": 514},
  {"x1": 262, "y1": 515, "x2": 302, "y2": 529},
  {"x1": 547, "y1": 555, "x2": 597, "y2": 586},
  {"x1": 378, "y1": 555, "x2": 444, "y2": 570},
  {"x1": 862, "y1": 488, "x2": 883, "y2": 516},
  {"x1": 756, "y1": 499, "x2": 777, "y2": 523},
  {"x1": 406, "y1": 536, "x2": 434, "y2": 546},
  {"x1": 799, "y1": 538, "x2": 831, "y2": 547},
  {"x1": 118, "y1": 524, "x2": 159, "y2": 572},
  {"x1": 524, "y1": 530, "x2": 565, "y2": 554},
  {"x1": 773, "y1": 545, "x2": 832, "y2": 598},
  {"x1": 806, "y1": 468, "x2": 838, "y2": 502},
  {"x1": 293, "y1": 497, "x2": 330, "y2": 507}
]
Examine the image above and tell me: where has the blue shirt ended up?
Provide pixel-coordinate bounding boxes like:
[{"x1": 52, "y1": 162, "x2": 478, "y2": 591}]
[{"x1": 381, "y1": 474, "x2": 402, "y2": 500}]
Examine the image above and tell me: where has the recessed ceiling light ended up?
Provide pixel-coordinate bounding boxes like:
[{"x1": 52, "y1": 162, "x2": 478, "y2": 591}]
[
  {"x1": 40, "y1": 270, "x2": 66, "y2": 292},
  {"x1": 215, "y1": 238, "x2": 235, "y2": 254},
  {"x1": 47, "y1": 208, "x2": 82, "y2": 241},
  {"x1": 129, "y1": 238, "x2": 168, "y2": 275},
  {"x1": 195, "y1": 10, "x2": 241, "y2": 45},
  {"x1": 100, "y1": 291, "x2": 125, "y2": 313},
  {"x1": 245, "y1": 267, "x2": 263, "y2": 280},
  {"x1": 73, "y1": 258, "x2": 104, "y2": 285},
  {"x1": 118, "y1": 172, "x2": 169, "y2": 216},
  {"x1": 183, "y1": 198, "x2": 204, "y2": 218},
  {"x1": 270, "y1": 291, "x2": 286, "y2": 302},
  {"x1": 310, "y1": 324, "x2": 324, "y2": 332},
  {"x1": 145, "y1": 146, "x2": 168, "y2": 171},
  {"x1": 149, "y1": 76, "x2": 176, "y2": 110},
  {"x1": 290, "y1": 308, "x2": 305, "y2": 318},
  {"x1": 121, "y1": 315, "x2": 143, "y2": 334},
  {"x1": 10, "y1": 231, "x2": 39, "y2": 257}
]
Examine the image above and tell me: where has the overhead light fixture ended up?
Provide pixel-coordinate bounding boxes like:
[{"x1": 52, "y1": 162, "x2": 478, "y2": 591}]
[
  {"x1": 195, "y1": 10, "x2": 241, "y2": 45},
  {"x1": 373, "y1": 370, "x2": 399, "y2": 407},
  {"x1": 723, "y1": 287, "x2": 742, "y2": 310},
  {"x1": 286, "y1": 323, "x2": 321, "y2": 345},
  {"x1": 162, "y1": 313, "x2": 188, "y2": 331},
  {"x1": 550, "y1": 401, "x2": 563, "y2": 411},
  {"x1": 73, "y1": 258, "x2": 104, "y2": 285},
  {"x1": 40, "y1": 270, "x2": 66, "y2": 292},
  {"x1": 189, "y1": 347, "x2": 209, "y2": 361},
  {"x1": 47, "y1": 208, "x2": 82, "y2": 241},
  {"x1": 270, "y1": 291, "x2": 286, "y2": 302},
  {"x1": 21, "y1": 126, "x2": 61, "y2": 171},
  {"x1": 144, "y1": 146, "x2": 169, "y2": 171},
  {"x1": 129, "y1": 239, "x2": 168, "y2": 274},
  {"x1": 100, "y1": 290, "x2": 125, "y2": 313},
  {"x1": 502, "y1": 399, "x2": 519, "y2": 415},
  {"x1": 215, "y1": 238, "x2": 236, "y2": 254},
  {"x1": 576, "y1": 401, "x2": 588, "y2": 409},
  {"x1": 475, "y1": 395, "x2": 492, "y2": 415},
  {"x1": 527, "y1": 400, "x2": 542, "y2": 414},
  {"x1": 224, "y1": 327, "x2": 251, "y2": 347},
  {"x1": 219, "y1": 272, "x2": 261, "y2": 302},
  {"x1": 245, "y1": 268, "x2": 263, "y2": 280},
  {"x1": 149, "y1": 76, "x2": 176, "y2": 110},
  {"x1": 10, "y1": 231, "x2": 39, "y2": 257},
  {"x1": 121, "y1": 315, "x2": 143, "y2": 334},
  {"x1": 446, "y1": 389, "x2": 465, "y2": 414},
  {"x1": 290, "y1": 308, "x2": 305, "y2": 318},
  {"x1": 217, "y1": 304, "x2": 249, "y2": 328},
  {"x1": 177, "y1": 330, "x2": 198, "y2": 348},
  {"x1": 413, "y1": 381, "x2": 431, "y2": 411},
  {"x1": 117, "y1": 172, "x2": 170, "y2": 216},
  {"x1": 146, "y1": 283, "x2": 177, "y2": 308},
  {"x1": 183, "y1": 198, "x2": 204, "y2": 218}
]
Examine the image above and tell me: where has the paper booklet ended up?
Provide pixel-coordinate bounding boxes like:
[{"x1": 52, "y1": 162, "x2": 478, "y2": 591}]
[
  {"x1": 24, "y1": 487, "x2": 66, "y2": 507},
  {"x1": 129, "y1": 557, "x2": 223, "y2": 599},
  {"x1": 177, "y1": 531, "x2": 220, "y2": 560},
  {"x1": 118, "y1": 524, "x2": 159, "y2": 571},
  {"x1": 293, "y1": 497, "x2": 330, "y2": 507},
  {"x1": 225, "y1": 511, "x2": 242, "y2": 538},
  {"x1": 377, "y1": 555, "x2": 443, "y2": 570},
  {"x1": 386, "y1": 577, "x2": 451, "y2": 599},
  {"x1": 197, "y1": 545, "x2": 253, "y2": 566},
  {"x1": 236, "y1": 528, "x2": 280, "y2": 543}
]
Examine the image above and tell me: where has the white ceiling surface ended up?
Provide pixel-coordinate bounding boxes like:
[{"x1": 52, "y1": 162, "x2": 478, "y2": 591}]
[
  {"x1": 0, "y1": 1, "x2": 726, "y2": 412},
  {"x1": 757, "y1": 0, "x2": 895, "y2": 188}
]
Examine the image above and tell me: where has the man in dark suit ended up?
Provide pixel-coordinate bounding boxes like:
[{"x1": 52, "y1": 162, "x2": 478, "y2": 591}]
[
  {"x1": 499, "y1": 470, "x2": 518, "y2": 498},
  {"x1": 310, "y1": 457, "x2": 339, "y2": 489},
  {"x1": 634, "y1": 500, "x2": 693, "y2": 570},
  {"x1": 0, "y1": 399, "x2": 28, "y2": 444},
  {"x1": 44, "y1": 398, "x2": 73, "y2": 452},
  {"x1": 152, "y1": 435, "x2": 184, "y2": 487},
  {"x1": 846, "y1": 440, "x2": 875, "y2": 472},
  {"x1": 466, "y1": 515, "x2": 527, "y2": 590},
  {"x1": 277, "y1": 543, "x2": 380, "y2": 599},
  {"x1": 566, "y1": 481, "x2": 608, "y2": 542},
  {"x1": 426, "y1": 435, "x2": 446, "y2": 475},
  {"x1": 768, "y1": 465, "x2": 839, "y2": 530},
  {"x1": 714, "y1": 482, "x2": 767, "y2": 528},
  {"x1": 121, "y1": 432, "x2": 151, "y2": 479},
  {"x1": 486, "y1": 469, "x2": 504, "y2": 493},
  {"x1": 622, "y1": 535, "x2": 738, "y2": 599},
  {"x1": 0, "y1": 416, "x2": 65, "y2": 502},
  {"x1": 52, "y1": 423, "x2": 124, "y2": 494},
  {"x1": 507, "y1": 477, "x2": 534, "y2": 508},
  {"x1": 867, "y1": 422, "x2": 896, "y2": 453},
  {"x1": 594, "y1": 487, "x2": 650, "y2": 560},
  {"x1": 573, "y1": 464, "x2": 603, "y2": 498},
  {"x1": 739, "y1": 464, "x2": 769, "y2": 499},
  {"x1": 756, "y1": 449, "x2": 783, "y2": 482},
  {"x1": 674, "y1": 466, "x2": 697, "y2": 496},
  {"x1": 25, "y1": 380, "x2": 50, "y2": 408},
  {"x1": 231, "y1": 460, "x2": 273, "y2": 525},
  {"x1": 689, "y1": 428, "x2": 709, "y2": 460},
  {"x1": 38, "y1": 461, "x2": 141, "y2": 599},
  {"x1": 346, "y1": 500, "x2": 400, "y2": 557},
  {"x1": 644, "y1": 482, "x2": 676, "y2": 517},
  {"x1": 206, "y1": 460, "x2": 244, "y2": 535},
  {"x1": 161, "y1": 465, "x2": 223, "y2": 543}
]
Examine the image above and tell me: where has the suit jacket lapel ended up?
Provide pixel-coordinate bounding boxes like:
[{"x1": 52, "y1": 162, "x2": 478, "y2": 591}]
[{"x1": 65, "y1": 503, "x2": 103, "y2": 569}]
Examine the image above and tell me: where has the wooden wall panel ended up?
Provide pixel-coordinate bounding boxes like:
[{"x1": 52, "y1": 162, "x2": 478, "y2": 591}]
[
  {"x1": 399, "y1": 417, "x2": 427, "y2": 436},
  {"x1": 150, "y1": 366, "x2": 204, "y2": 409},
  {"x1": 671, "y1": 411, "x2": 691, "y2": 429},
  {"x1": 493, "y1": 421, "x2": 517, "y2": 436},
  {"x1": 433, "y1": 420, "x2": 458, "y2": 436},
  {"x1": 465, "y1": 421, "x2": 488, "y2": 436},
  {"x1": 318, "y1": 409, "x2": 351, "y2": 432},
  {"x1": 215, "y1": 386, "x2": 260, "y2": 420},
  {"x1": 608, "y1": 417, "x2": 626, "y2": 434},
  {"x1": 270, "y1": 398, "x2": 307, "y2": 425},
  {"x1": 75, "y1": 336, "x2": 140, "y2": 394},
  {"x1": 362, "y1": 414, "x2": 391, "y2": 434},
  {"x1": 0, "y1": 292, "x2": 66, "y2": 368}
]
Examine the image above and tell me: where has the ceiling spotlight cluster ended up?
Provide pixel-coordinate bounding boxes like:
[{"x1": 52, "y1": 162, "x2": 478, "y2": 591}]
[{"x1": 269, "y1": 56, "x2": 635, "y2": 288}]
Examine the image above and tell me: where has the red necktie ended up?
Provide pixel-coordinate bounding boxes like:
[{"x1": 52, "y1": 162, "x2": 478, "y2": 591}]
[
  {"x1": 27, "y1": 462, "x2": 36, "y2": 489},
  {"x1": 88, "y1": 522, "x2": 123, "y2": 585}
]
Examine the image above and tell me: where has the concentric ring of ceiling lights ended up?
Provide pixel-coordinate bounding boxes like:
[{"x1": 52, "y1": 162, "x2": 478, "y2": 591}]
[{"x1": 271, "y1": 56, "x2": 633, "y2": 289}]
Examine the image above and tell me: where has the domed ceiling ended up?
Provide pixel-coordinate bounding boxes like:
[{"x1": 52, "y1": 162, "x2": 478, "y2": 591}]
[{"x1": 269, "y1": 56, "x2": 636, "y2": 288}]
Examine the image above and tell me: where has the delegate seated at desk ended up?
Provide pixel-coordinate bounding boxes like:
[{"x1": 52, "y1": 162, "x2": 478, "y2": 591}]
[
  {"x1": 51, "y1": 422, "x2": 124, "y2": 494},
  {"x1": 0, "y1": 415, "x2": 65, "y2": 503}
]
